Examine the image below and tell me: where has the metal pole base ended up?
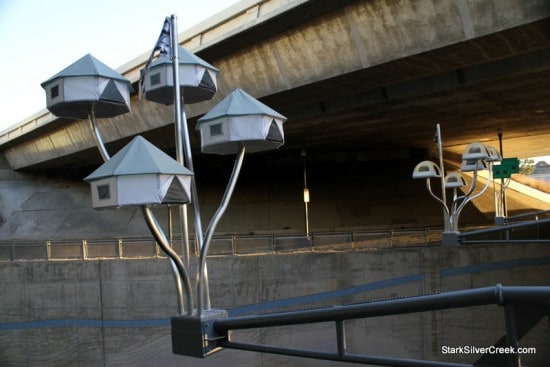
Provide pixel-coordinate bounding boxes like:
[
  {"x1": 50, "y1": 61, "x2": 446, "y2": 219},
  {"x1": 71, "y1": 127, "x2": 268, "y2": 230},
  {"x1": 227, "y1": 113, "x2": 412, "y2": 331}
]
[
  {"x1": 171, "y1": 309, "x2": 228, "y2": 358},
  {"x1": 494, "y1": 216, "x2": 507, "y2": 226},
  {"x1": 441, "y1": 231, "x2": 460, "y2": 246}
]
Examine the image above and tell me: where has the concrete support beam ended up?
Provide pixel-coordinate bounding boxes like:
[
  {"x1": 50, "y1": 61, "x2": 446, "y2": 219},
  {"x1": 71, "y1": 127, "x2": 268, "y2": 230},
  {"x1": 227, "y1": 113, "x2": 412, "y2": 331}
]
[{"x1": 1, "y1": 0, "x2": 548, "y2": 169}]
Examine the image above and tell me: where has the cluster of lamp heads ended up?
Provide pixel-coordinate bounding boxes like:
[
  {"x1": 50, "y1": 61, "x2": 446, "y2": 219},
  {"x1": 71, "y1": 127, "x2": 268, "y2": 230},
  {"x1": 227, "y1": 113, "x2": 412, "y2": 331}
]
[{"x1": 412, "y1": 142, "x2": 502, "y2": 189}]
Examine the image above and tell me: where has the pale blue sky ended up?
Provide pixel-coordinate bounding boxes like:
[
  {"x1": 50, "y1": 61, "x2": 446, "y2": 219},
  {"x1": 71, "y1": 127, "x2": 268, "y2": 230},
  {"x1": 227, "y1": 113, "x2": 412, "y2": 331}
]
[{"x1": 0, "y1": 0, "x2": 240, "y2": 131}]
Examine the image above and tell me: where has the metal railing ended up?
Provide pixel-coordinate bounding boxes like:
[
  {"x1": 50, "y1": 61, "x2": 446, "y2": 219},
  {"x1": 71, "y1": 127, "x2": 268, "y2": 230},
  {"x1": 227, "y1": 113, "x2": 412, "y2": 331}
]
[
  {"x1": 459, "y1": 214, "x2": 550, "y2": 244},
  {"x1": 173, "y1": 284, "x2": 550, "y2": 367},
  {"x1": 0, "y1": 226, "x2": 442, "y2": 261}
]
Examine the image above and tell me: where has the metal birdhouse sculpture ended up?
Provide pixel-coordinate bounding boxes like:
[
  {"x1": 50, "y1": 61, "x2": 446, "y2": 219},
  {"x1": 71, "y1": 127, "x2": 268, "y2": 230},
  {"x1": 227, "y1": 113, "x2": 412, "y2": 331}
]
[
  {"x1": 41, "y1": 54, "x2": 132, "y2": 119},
  {"x1": 142, "y1": 45, "x2": 219, "y2": 105},
  {"x1": 84, "y1": 136, "x2": 193, "y2": 209},
  {"x1": 197, "y1": 88, "x2": 286, "y2": 155}
]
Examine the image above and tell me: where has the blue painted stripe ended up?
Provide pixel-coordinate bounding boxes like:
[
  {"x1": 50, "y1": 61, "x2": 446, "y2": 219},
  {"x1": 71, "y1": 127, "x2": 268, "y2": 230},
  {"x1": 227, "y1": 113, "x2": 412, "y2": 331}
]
[
  {"x1": 0, "y1": 319, "x2": 101, "y2": 330},
  {"x1": 441, "y1": 257, "x2": 550, "y2": 278},
  {"x1": 228, "y1": 273, "x2": 425, "y2": 316},
  {"x1": 103, "y1": 318, "x2": 170, "y2": 328},
  {"x1": 2, "y1": 256, "x2": 549, "y2": 331},
  {"x1": 0, "y1": 318, "x2": 169, "y2": 331}
]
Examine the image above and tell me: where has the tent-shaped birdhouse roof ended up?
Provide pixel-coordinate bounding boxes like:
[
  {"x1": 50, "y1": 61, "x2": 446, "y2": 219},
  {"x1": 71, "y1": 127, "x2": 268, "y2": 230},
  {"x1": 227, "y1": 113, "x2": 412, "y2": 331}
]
[
  {"x1": 42, "y1": 54, "x2": 131, "y2": 86},
  {"x1": 196, "y1": 88, "x2": 287, "y2": 155},
  {"x1": 199, "y1": 88, "x2": 286, "y2": 123},
  {"x1": 84, "y1": 136, "x2": 193, "y2": 209},
  {"x1": 143, "y1": 45, "x2": 219, "y2": 105},
  {"x1": 150, "y1": 45, "x2": 219, "y2": 71},
  {"x1": 84, "y1": 136, "x2": 192, "y2": 181},
  {"x1": 41, "y1": 54, "x2": 133, "y2": 119}
]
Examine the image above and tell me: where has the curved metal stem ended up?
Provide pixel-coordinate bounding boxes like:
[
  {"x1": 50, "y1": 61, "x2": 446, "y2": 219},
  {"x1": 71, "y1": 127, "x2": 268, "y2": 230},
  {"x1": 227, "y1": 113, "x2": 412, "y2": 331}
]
[
  {"x1": 426, "y1": 178, "x2": 450, "y2": 231},
  {"x1": 426, "y1": 179, "x2": 450, "y2": 215},
  {"x1": 142, "y1": 206, "x2": 194, "y2": 315},
  {"x1": 88, "y1": 106, "x2": 190, "y2": 314},
  {"x1": 179, "y1": 102, "x2": 208, "y2": 307},
  {"x1": 454, "y1": 168, "x2": 492, "y2": 231},
  {"x1": 88, "y1": 109, "x2": 110, "y2": 161},
  {"x1": 197, "y1": 144, "x2": 246, "y2": 315}
]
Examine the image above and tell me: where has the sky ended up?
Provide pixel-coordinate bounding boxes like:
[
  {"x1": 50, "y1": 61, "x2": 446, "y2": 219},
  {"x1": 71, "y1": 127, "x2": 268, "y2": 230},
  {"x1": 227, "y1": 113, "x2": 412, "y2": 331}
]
[{"x1": 0, "y1": 0, "x2": 241, "y2": 132}]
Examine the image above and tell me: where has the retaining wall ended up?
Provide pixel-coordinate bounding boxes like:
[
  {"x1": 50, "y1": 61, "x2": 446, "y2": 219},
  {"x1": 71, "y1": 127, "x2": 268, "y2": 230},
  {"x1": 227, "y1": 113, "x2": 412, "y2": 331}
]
[{"x1": 1, "y1": 242, "x2": 549, "y2": 366}]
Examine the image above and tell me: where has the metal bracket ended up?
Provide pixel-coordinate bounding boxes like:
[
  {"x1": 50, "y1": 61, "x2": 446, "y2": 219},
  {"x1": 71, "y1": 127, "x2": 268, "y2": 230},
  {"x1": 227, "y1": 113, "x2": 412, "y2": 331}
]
[{"x1": 171, "y1": 309, "x2": 228, "y2": 358}]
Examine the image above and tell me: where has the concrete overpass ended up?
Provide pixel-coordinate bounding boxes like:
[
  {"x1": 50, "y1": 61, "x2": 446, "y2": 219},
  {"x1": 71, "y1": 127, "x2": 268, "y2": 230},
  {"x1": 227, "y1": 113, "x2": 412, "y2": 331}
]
[{"x1": 1, "y1": 0, "x2": 550, "y2": 172}]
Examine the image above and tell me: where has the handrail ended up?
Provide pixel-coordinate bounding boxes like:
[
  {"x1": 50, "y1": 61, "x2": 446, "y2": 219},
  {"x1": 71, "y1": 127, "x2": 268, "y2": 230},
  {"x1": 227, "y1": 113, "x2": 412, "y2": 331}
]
[
  {"x1": 213, "y1": 285, "x2": 549, "y2": 331},
  {"x1": 3, "y1": 219, "x2": 550, "y2": 261},
  {"x1": 0, "y1": 227, "x2": 442, "y2": 261},
  {"x1": 507, "y1": 209, "x2": 550, "y2": 221},
  {"x1": 170, "y1": 285, "x2": 550, "y2": 366},
  {"x1": 459, "y1": 218, "x2": 550, "y2": 244}
]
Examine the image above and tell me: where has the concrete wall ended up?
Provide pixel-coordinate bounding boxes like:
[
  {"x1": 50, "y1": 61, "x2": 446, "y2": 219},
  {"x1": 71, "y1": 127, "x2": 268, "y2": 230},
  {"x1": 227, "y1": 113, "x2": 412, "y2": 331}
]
[
  {"x1": 2, "y1": 152, "x2": 549, "y2": 242},
  {"x1": 1, "y1": 242, "x2": 549, "y2": 366},
  {"x1": 0, "y1": 155, "x2": 441, "y2": 241}
]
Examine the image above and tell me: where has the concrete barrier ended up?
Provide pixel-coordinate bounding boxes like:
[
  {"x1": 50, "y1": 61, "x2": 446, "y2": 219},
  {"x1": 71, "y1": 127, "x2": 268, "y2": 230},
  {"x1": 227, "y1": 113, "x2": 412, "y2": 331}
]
[{"x1": 1, "y1": 242, "x2": 549, "y2": 366}]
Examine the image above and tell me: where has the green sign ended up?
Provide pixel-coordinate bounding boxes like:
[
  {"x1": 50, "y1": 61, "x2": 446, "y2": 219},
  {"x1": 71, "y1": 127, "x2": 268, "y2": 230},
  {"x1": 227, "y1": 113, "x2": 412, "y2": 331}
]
[{"x1": 492, "y1": 157, "x2": 520, "y2": 179}]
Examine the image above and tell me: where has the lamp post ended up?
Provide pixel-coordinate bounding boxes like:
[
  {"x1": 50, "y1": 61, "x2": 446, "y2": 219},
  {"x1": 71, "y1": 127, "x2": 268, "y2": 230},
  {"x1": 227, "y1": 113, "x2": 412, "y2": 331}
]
[
  {"x1": 140, "y1": 15, "x2": 220, "y2": 310},
  {"x1": 301, "y1": 149, "x2": 310, "y2": 237},
  {"x1": 412, "y1": 125, "x2": 501, "y2": 245},
  {"x1": 492, "y1": 128, "x2": 520, "y2": 226}
]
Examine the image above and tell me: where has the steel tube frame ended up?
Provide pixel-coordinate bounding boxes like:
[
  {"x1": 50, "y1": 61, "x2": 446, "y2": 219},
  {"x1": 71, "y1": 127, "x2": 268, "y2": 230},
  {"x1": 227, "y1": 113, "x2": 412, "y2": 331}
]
[
  {"x1": 215, "y1": 286, "x2": 513, "y2": 331},
  {"x1": 435, "y1": 124, "x2": 449, "y2": 232},
  {"x1": 197, "y1": 144, "x2": 246, "y2": 314},
  {"x1": 88, "y1": 106, "x2": 191, "y2": 315},
  {"x1": 504, "y1": 304, "x2": 521, "y2": 367},
  {"x1": 211, "y1": 285, "x2": 550, "y2": 366},
  {"x1": 88, "y1": 110, "x2": 110, "y2": 162},
  {"x1": 459, "y1": 217, "x2": 550, "y2": 242},
  {"x1": 218, "y1": 339, "x2": 472, "y2": 367},
  {"x1": 169, "y1": 14, "x2": 211, "y2": 312},
  {"x1": 169, "y1": 16, "x2": 191, "y2": 270},
  {"x1": 142, "y1": 206, "x2": 194, "y2": 314}
]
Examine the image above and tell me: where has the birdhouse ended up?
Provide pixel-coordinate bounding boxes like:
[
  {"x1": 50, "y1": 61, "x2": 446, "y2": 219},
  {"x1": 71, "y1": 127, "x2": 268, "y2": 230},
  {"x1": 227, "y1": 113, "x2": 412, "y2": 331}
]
[
  {"x1": 460, "y1": 159, "x2": 487, "y2": 172},
  {"x1": 412, "y1": 161, "x2": 441, "y2": 179},
  {"x1": 41, "y1": 54, "x2": 132, "y2": 119},
  {"x1": 484, "y1": 146, "x2": 501, "y2": 162},
  {"x1": 444, "y1": 172, "x2": 467, "y2": 188},
  {"x1": 84, "y1": 136, "x2": 193, "y2": 209},
  {"x1": 142, "y1": 45, "x2": 219, "y2": 105},
  {"x1": 196, "y1": 88, "x2": 287, "y2": 155},
  {"x1": 462, "y1": 142, "x2": 489, "y2": 161}
]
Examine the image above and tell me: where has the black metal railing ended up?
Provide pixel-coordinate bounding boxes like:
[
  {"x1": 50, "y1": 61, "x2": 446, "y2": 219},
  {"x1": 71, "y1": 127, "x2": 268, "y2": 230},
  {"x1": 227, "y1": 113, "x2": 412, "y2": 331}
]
[
  {"x1": 0, "y1": 226, "x2": 441, "y2": 261},
  {"x1": 171, "y1": 284, "x2": 549, "y2": 367},
  {"x1": 459, "y1": 217, "x2": 550, "y2": 244}
]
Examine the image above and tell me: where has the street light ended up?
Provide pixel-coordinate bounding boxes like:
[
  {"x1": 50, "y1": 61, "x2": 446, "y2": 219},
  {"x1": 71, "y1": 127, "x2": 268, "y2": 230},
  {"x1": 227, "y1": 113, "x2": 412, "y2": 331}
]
[{"x1": 412, "y1": 125, "x2": 501, "y2": 245}]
